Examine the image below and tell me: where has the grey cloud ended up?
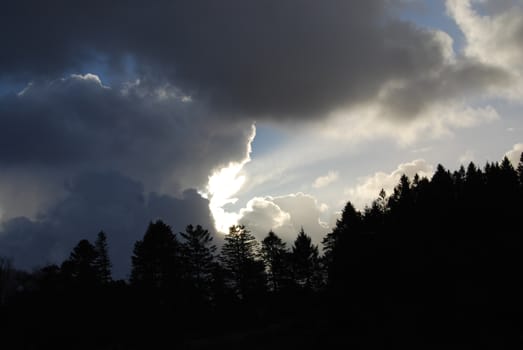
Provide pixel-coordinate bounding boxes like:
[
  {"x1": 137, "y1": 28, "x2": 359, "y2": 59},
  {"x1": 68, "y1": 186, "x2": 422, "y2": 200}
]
[
  {"x1": 271, "y1": 193, "x2": 329, "y2": 245},
  {"x1": 0, "y1": 171, "x2": 215, "y2": 278},
  {"x1": 1, "y1": 0, "x2": 504, "y2": 120},
  {"x1": 0, "y1": 74, "x2": 253, "y2": 193},
  {"x1": 380, "y1": 61, "x2": 512, "y2": 118}
]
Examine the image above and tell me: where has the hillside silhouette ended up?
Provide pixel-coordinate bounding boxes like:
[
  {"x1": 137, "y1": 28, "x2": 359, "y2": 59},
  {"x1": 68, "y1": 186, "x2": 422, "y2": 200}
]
[{"x1": 1, "y1": 154, "x2": 523, "y2": 348}]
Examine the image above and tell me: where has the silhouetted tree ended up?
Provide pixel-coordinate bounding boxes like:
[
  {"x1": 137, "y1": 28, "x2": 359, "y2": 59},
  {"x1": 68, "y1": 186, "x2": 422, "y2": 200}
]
[
  {"x1": 131, "y1": 220, "x2": 180, "y2": 289},
  {"x1": 388, "y1": 174, "x2": 415, "y2": 222},
  {"x1": 219, "y1": 225, "x2": 265, "y2": 299},
  {"x1": 323, "y1": 201, "x2": 361, "y2": 279},
  {"x1": 517, "y1": 152, "x2": 523, "y2": 186},
  {"x1": 180, "y1": 224, "x2": 216, "y2": 296},
  {"x1": 261, "y1": 230, "x2": 290, "y2": 291},
  {"x1": 364, "y1": 189, "x2": 388, "y2": 234},
  {"x1": 291, "y1": 228, "x2": 321, "y2": 289},
  {"x1": 61, "y1": 239, "x2": 99, "y2": 285},
  {"x1": 94, "y1": 231, "x2": 112, "y2": 284},
  {"x1": 4, "y1": 152, "x2": 523, "y2": 347}
]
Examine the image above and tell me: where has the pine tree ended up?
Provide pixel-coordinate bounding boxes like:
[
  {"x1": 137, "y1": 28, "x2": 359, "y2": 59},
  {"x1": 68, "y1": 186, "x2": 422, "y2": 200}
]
[
  {"x1": 322, "y1": 201, "x2": 362, "y2": 289},
  {"x1": 62, "y1": 239, "x2": 99, "y2": 284},
  {"x1": 500, "y1": 156, "x2": 519, "y2": 188},
  {"x1": 323, "y1": 201, "x2": 361, "y2": 264},
  {"x1": 180, "y1": 224, "x2": 216, "y2": 295},
  {"x1": 261, "y1": 230, "x2": 290, "y2": 291},
  {"x1": 389, "y1": 174, "x2": 413, "y2": 215},
  {"x1": 131, "y1": 220, "x2": 180, "y2": 289},
  {"x1": 291, "y1": 228, "x2": 321, "y2": 289},
  {"x1": 517, "y1": 152, "x2": 523, "y2": 187},
  {"x1": 94, "y1": 231, "x2": 112, "y2": 284},
  {"x1": 219, "y1": 225, "x2": 265, "y2": 299}
]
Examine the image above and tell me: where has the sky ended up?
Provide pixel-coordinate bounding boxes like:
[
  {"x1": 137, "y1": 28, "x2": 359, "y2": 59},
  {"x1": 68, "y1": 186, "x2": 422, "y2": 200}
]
[{"x1": 0, "y1": 0, "x2": 522, "y2": 278}]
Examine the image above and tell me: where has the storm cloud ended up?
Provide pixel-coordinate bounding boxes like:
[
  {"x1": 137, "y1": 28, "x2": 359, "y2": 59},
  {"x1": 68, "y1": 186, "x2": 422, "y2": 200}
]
[
  {"x1": 1, "y1": 0, "x2": 513, "y2": 120},
  {"x1": 0, "y1": 73, "x2": 253, "y2": 194}
]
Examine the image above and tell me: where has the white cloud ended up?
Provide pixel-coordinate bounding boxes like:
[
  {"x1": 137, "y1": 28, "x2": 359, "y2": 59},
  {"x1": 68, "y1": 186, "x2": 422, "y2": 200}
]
[
  {"x1": 447, "y1": 0, "x2": 523, "y2": 70},
  {"x1": 446, "y1": 0, "x2": 523, "y2": 98},
  {"x1": 238, "y1": 197, "x2": 293, "y2": 238},
  {"x1": 320, "y1": 102, "x2": 499, "y2": 147},
  {"x1": 344, "y1": 159, "x2": 434, "y2": 210},
  {"x1": 313, "y1": 171, "x2": 339, "y2": 189},
  {"x1": 505, "y1": 143, "x2": 523, "y2": 166},
  {"x1": 69, "y1": 73, "x2": 108, "y2": 88},
  {"x1": 204, "y1": 125, "x2": 256, "y2": 234},
  {"x1": 238, "y1": 192, "x2": 330, "y2": 246}
]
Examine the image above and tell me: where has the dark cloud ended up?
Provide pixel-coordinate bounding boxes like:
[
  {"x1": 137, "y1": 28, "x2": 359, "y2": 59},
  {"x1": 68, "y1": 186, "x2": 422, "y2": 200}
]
[
  {"x1": 379, "y1": 61, "x2": 512, "y2": 118},
  {"x1": 0, "y1": 171, "x2": 215, "y2": 278},
  {"x1": 0, "y1": 74, "x2": 253, "y2": 192},
  {"x1": 1, "y1": 0, "x2": 504, "y2": 120}
]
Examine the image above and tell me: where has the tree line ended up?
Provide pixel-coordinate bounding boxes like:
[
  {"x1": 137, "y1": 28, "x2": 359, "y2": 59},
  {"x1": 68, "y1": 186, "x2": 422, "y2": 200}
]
[{"x1": 1, "y1": 153, "x2": 523, "y2": 348}]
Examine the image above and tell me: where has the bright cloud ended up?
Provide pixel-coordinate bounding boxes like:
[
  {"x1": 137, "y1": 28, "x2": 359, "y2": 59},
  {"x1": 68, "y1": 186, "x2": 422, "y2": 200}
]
[
  {"x1": 447, "y1": 0, "x2": 523, "y2": 70},
  {"x1": 204, "y1": 125, "x2": 256, "y2": 234},
  {"x1": 345, "y1": 159, "x2": 434, "y2": 210},
  {"x1": 320, "y1": 102, "x2": 500, "y2": 147},
  {"x1": 505, "y1": 143, "x2": 523, "y2": 166},
  {"x1": 238, "y1": 192, "x2": 330, "y2": 246},
  {"x1": 446, "y1": 0, "x2": 523, "y2": 98}
]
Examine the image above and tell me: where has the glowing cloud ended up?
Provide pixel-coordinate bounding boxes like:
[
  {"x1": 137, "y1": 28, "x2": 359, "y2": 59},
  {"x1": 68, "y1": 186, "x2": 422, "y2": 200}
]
[{"x1": 205, "y1": 125, "x2": 256, "y2": 233}]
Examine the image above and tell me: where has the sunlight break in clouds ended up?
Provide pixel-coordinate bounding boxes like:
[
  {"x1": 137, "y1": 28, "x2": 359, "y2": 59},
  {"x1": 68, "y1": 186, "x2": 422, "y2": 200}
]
[{"x1": 204, "y1": 125, "x2": 256, "y2": 234}]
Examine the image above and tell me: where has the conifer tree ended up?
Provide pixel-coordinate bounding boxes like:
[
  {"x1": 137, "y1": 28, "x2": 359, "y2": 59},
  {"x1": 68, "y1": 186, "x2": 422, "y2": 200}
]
[
  {"x1": 62, "y1": 239, "x2": 99, "y2": 284},
  {"x1": 518, "y1": 152, "x2": 523, "y2": 187},
  {"x1": 131, "y1": 220, "x2": 180, "y2": 289},
  {"x1": 219, "y1": 225, "x2": 265, "y2": 299},
  {"x1": 261, "y1": 230, "x2": 289, "y2": 291},
  {"x1": 94, "y1": 231, "x2": 112, "y2": 284},
  {"x1": 323, "y1": 201, "x2": 363, "y2": 289},
  {"x1": 180, "y1": 224, "x2": 216, "y2": 294},
  {"x1": 291, "y1": 228, "x2": 321, "y2": 289},
  {"x1": 323, "y1": 201, "x2": 361, "y2": 264}
]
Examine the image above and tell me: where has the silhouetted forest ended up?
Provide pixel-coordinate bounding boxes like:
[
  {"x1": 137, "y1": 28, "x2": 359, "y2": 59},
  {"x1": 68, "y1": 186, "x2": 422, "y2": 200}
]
[{"x1": 1, "y1": 154, "x2": 523, "y2": 348}]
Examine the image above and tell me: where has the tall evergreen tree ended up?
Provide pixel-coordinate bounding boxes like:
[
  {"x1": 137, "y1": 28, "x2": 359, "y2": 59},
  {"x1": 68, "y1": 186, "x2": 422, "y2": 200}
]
[
  {"x1": 131, "y1": 220, "x2": 180, "y2": 289},
  {"x1": 62, "y1": 239, "x2": 99, "y2": 284},
  {"x1": 261, "y1": 230, "x2": 290, "y2": 291},
  {"x1": 323, "y1": 201, "x2": 361, "y2": 267},
  {"x1": 500, "y1": 156, "x2": 519, "y2": 189},
  {"x1": 291, "y1": 228, "x2": 321, "y2": 289},
  {"x1": 219, "y1": 225, "x2": 265, "y2": 299},
  {"x1": 389, "y1": 174, "x2": 412, "y2": 210},
  {"x1": 517, "y1": 152, "x2": 523, "y2": 187},
  {"x1": 180, "y1": 224, "x2": 216, "y2": 295},
  {"x1": 94, "y1": 231, "x2": 112, "y2": 284}
]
